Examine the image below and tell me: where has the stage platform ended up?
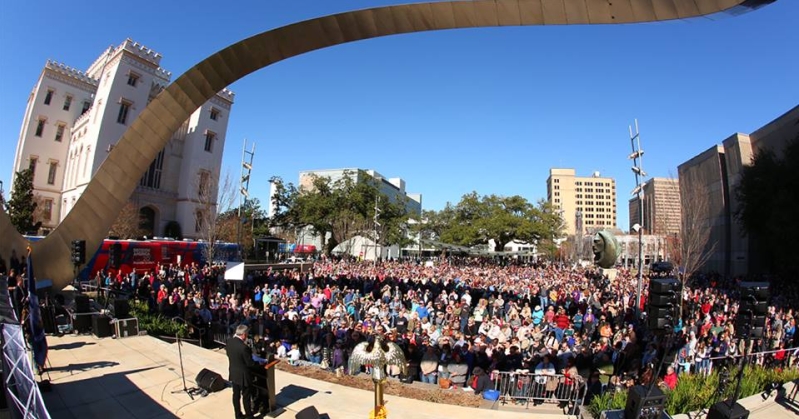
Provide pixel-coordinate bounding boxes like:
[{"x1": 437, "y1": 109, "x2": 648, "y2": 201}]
[{"x1": 42, "y1": 334, "x2": 575, "y2": 419}]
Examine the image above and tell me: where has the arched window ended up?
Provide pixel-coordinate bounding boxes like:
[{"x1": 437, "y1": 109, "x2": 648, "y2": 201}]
[{"x1": 139, "y1": 207, "x2": 156, "y2": 236}]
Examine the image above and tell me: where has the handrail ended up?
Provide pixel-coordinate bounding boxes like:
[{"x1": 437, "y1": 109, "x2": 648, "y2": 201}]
[{"x1": 703, "y1": 345, "x2": 799, "y2": 362}]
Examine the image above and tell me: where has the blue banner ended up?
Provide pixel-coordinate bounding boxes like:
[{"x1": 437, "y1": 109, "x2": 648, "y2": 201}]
[{"x1": 26, "y1": 248, "x2": 48, "y2": 371}]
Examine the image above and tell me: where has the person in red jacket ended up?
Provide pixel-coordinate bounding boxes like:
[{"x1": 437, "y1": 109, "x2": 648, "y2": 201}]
[
  {"x1": 662, "y1": 366, "x2": 678, "y2": 390},
  {"x1": 554, "y1": 309, "x2": 570, "y2": 330}
]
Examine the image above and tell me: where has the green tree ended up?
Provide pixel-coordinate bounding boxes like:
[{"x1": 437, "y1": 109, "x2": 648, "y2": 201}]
[
  {"x1": 735, "y1": 137, "x2": 799, "y2": 275},
  {"x1": 217, "y1": 197, "x2": 268, "y2": 257},
  {"x1": 7, "y1": 169, "x2": 42, "y2": 234},
  {"x1": 270, "y1": 171, "x2": 411, "y2": 255},
  {"x1": 438, "y1": 192, "x2": 563, "y2": 251}
]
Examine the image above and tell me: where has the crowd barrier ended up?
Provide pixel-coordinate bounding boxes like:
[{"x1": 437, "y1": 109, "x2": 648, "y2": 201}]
[{"x1": 491, "y1": 371, "x2": 586, "y2": 414}]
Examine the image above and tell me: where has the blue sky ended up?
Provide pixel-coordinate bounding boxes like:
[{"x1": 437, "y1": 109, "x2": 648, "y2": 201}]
[{"x1": 1, "y1": 0, "x2": 797, "y2": 232}]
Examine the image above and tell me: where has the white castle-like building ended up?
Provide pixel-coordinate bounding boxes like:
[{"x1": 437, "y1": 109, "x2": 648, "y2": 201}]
[{"x1": 11, "y1": 39, "x2": 233, "y2": 238}]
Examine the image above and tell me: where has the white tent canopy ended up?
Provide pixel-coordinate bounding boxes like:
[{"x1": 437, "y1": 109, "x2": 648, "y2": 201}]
[{"x1": 224, "y1": 262, "x2": 245, "y2": 281}]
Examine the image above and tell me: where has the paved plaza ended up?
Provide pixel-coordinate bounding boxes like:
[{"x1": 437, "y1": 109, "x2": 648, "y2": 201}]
[
  {"x1": 41, "y1": 334, "x2": 567, "y2": 419},
  {"x1": 41, "y1": 333, "x2": 798, "y2": 419}
]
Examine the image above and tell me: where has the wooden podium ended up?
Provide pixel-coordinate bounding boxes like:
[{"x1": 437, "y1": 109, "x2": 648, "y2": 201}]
[
  {"x1": 264, "y1": 357, "x2": 280, "y2": 416},
  {"x1": 252, "y1": 353, "x2": 282, "y2": 418}
]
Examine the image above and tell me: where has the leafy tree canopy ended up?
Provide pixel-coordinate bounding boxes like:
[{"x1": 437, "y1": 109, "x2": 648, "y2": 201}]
[
  {"x1": 436, "y1": 192, "x2": 564, "y2": 251},
  {"x1": 269, "y1": 171, "x2": 411, "y2": 255}
]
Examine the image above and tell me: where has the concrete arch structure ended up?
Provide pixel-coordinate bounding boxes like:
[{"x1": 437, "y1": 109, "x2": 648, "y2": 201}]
[{"x1": 1, "y1": 0, "x2": 775, "y2": 288}]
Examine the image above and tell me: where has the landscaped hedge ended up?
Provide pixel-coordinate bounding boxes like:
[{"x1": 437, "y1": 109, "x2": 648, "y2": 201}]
[
  {"x1": 587, "y1": 366, "x2": 799, "y2": 418},
  {"x1": 129, "y1": 300, "x2": 188, "y2": 338}
]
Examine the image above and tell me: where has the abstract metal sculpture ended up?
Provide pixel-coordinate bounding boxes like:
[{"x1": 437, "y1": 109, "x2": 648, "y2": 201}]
[
  {"x1": 349, "y1": 334, "x2": 407, "y2": 415},
  {"x1": 0, "y1": 0, "x2": 776, "y2": 289},
  {"x1": 593, "y1": 230, "x2": 619, "y2": 269}
]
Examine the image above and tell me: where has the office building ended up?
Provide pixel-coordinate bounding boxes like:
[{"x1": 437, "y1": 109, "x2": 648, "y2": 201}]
[
  {"x1": 628, "y1": 178, "x2": 681, "y2": 235},
  {"x1": 546, "y1": 168, "x2": 617, "y2": 236},
  {"x1": 678, "y1": 105, "x2": 799, "y2": 276},
  {"x1": 11, "y1": 39, "x2": 234, "y2": 238}
]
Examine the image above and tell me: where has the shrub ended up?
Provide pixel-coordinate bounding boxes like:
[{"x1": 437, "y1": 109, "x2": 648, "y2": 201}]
[
  {"x1": 588, "y1": 366, "x2": 799, "y2": 418},
  {"x1": 130, "y1": 301, "x2": 188, "y2": 338},
  {"x1": 587, "y1": 389, "x2": 628, "y2": 419}
]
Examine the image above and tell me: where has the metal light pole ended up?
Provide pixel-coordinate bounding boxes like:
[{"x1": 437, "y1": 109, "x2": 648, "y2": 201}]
[
  {"x1": 628, "y1": 120, "x2": 646, "y2": 317},
  {"x1": 237, "y1": 139, "x2": 255, "y2": 256},
  {"x1": 373, "y1": 197, "x2": 381, "y2": 266},
  {"x1": 575, "y1": 210, "x2": 583, "y2": 263}
]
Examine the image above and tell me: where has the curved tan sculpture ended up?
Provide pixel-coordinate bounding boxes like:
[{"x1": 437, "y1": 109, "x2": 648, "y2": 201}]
[{"x1": 1, "y1": 0, "x2": 771, "y2": 288}]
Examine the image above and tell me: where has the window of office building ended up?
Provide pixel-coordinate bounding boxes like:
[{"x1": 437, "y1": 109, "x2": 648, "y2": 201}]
[
  {"x1": 47, "y1": 161, "x2": 57, "y2": 185},
  {"x1": 198, "y1": 171, "x2": 210, "y2": 197},
  {"x1": 140, "y1": 149, "x2": 165, "y2": 189},
  {"x1": 210, "y1": 108, "x2": 220, "y2": 121},
  {"x1": 55, "y1": 124, "x2": 65, "y2": 142},
  {"x1": 195, "y1": 210, "x2": 204, "y2": 232},
  {"x1": 127, "y1": 72, "x2": 140, "y2": 87},
  {"x1": 44, "y1": 89, "x2": 54, "y2": 105},
  {"x1": 63, "y1": 95, "x2": 72, "y2": 111},
  {"x1": 43, "y1": 199, "x2": 53, "y2": 221},
  {"x1": 35, "y1": 118, "x2": 45, "y2": 137},
  {"x1": 204, "y1": 131, "x2": 216, "y2": 152},
  {"x1": 29, "y1": 157, "x2": 38, "y2": 178},
  {"x1": 117, "y1": 100, "x2": 131, "y2": 124}
]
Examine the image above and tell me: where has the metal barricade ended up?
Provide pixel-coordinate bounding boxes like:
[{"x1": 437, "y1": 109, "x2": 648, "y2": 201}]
[
  {"x1": 492, "y1": 371, "x2": 586, "y2": 414},
  {"x1": 698, "y1": 345, "x2": 799, "y2": 374},
  {"x1": 212, "y1": 322, "x2": 232, "y2": 346}
]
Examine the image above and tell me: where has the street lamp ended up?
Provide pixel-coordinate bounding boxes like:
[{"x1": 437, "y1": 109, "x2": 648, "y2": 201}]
[{"x1": 628, "y1": 120, "x2": 646, "y2": 317}]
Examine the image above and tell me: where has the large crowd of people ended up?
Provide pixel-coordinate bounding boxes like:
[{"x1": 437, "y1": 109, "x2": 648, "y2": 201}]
[{"x1": 91, "y1": 255, "x2": 799, "y2": 404}]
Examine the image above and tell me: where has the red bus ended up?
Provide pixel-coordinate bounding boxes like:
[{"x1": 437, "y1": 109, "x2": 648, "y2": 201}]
[
  {"x1": 77, "y1": 239, "x2": 241, "y2": 280},
  {"x1": 22, "y1": 236, "x2": 241, "y2": 280}
]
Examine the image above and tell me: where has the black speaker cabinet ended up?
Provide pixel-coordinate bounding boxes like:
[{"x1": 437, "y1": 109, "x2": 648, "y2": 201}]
[
  {"x1": 74, "y1": 295, "x2": 90, "y2": 313},
  {"x1": 707, "y1": 401, "x2": 750, "y2": 419},
  {"x1": 195, "y1": 368, "x2": 225, "y2": 393},
  {"x1": 73, "y1": 313, "x2": 92, "y2": 334},
  {"x1": 625, "y1": 385, "x2": 666, "y2": 419},
  {"x1": 113, "y1": 299, "x2": 130, "y2": 319},
  {"x1": 295, "y1": 406, "x2": 320, "y2": 419},
  {"x1": 92, "y1": 314, "x2": 113, "y2": 338},
  {"x1": 42, "y1": 305, "x2": 57, "y2": 334}
]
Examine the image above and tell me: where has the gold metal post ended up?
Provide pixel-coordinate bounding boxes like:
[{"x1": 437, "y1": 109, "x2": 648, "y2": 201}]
[{"x1": 374, "y1": 379, "x2": 385, "y2": 411}]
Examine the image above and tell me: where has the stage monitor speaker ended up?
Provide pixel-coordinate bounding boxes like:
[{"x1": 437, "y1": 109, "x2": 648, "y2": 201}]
[
  {"x1": 75, "y1": 295, "x2": 90, "y2": 313},
  {"x1": 625, "y1": 385, "x2": 666, "y2": 419},
  {"x1": 74, "y1": 314, "x2": 92, "y2": 334},
  {"x1": 115, "y1": 318, "x2": 139, "y2": 338},
  {"x1": 707, "y1": 401, "x2": 749, "y2": 419},
  {"x1": 195, "y1": 368, "x2": 225, "y2": 393},
  {"x1": 92, "y1": 314, "x2": 113, "y2": 338},
  {"x1": 114, "y1": 299, "x2": 130, "y2": 319},
  {"x1": 295, "y1": 406, "x2": 320, "y2": 419}
]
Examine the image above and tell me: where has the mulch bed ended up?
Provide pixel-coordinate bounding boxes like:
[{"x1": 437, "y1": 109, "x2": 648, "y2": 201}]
[{"x1": 274, "y1": 362, "x2": 482, "y2": 408}]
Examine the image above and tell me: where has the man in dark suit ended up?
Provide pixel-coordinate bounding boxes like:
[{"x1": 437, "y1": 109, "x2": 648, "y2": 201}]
[{"x1": 227, "y1": 324, "x2": 256, "y2": 419}]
